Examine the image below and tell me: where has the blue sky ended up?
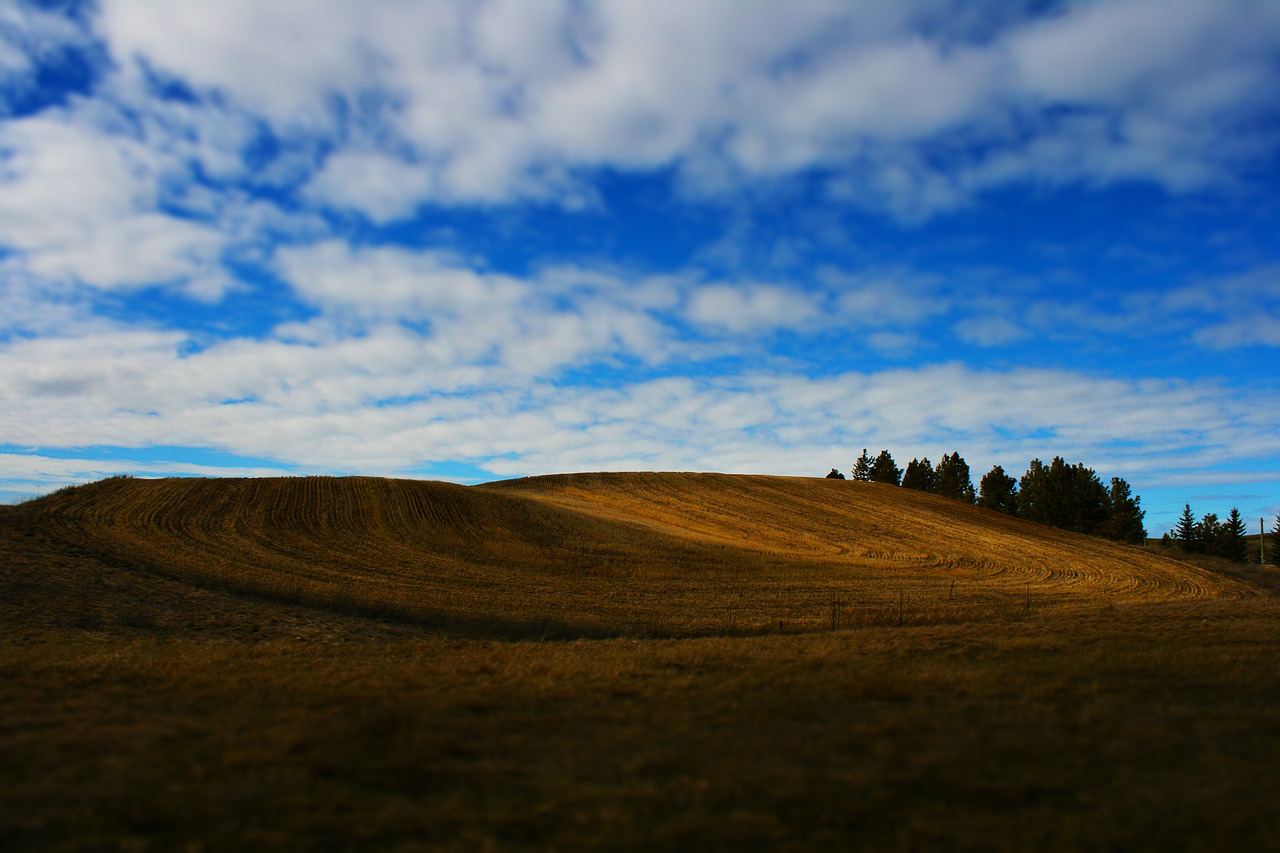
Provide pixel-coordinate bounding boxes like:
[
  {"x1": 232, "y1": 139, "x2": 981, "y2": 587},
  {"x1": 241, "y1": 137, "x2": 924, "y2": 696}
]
[{"x1": 2, "y1": 0, "x2": 1279, "y2": 535}]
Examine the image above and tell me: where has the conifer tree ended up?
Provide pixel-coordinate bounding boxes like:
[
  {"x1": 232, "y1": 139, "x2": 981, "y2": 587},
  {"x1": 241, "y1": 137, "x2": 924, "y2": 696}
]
[
  {"x1": 1101, "y1": 477, "x2": 1146, "y2": 544},
  {"x1": 869, "y1": 450, "x2": 901, "y2": 486},
  {"x1": 1175, "y1": 504, "x2": 1200, "y2": 553},
  {"x1": 977, "y1": 465, "x2": 1018, "y2": 515},
  {"x1": 901, "y1": 458, "x2": 935, "y2": 492},
  {"x1": 1199, "y1": 512, "x2": 1223, "y2": 557},
  {"x1": 1018, "y1": 459, "x2": 1052, "y2": 525},
  {"x1": 852, "y1": 449, "x2": 873, "y2": 481},
  {"x1": 1222, "y1": 508, "x2": 1248, "y2": 562},
  {"x1": 1018, "y1": 457, "x2": 1108, "y2": 534},
  {"x1": 1271, "y1": 514, "x2": 1280, "y2": 566},
  {"x1": 1071, "y1": 462, "x2": 1110, "y2": 534},
  {"x1": 933, "y1": 452, "x2": 976, "y2": 503}
]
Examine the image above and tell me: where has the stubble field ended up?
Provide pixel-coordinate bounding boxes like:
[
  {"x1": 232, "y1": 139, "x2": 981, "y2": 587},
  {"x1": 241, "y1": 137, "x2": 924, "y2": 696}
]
[{"x1": 2, "y1": 473, "x2": 1277, "y2": 849}]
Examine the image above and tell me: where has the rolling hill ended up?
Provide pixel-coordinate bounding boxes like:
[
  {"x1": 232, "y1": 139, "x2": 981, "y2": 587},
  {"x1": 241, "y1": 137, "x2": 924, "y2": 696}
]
[
  {"x1": 5, "y1": 472, "x2": 1280, "y2": 850},
  {"x1": 2, "y1": 472, "x2": 1253, "y2": 640}
]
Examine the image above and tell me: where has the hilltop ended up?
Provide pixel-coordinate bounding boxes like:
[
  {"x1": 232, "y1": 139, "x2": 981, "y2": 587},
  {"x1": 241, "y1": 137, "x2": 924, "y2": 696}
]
[{"x1": 1, "y1": 472, "x2": 1252, "y2": 641}]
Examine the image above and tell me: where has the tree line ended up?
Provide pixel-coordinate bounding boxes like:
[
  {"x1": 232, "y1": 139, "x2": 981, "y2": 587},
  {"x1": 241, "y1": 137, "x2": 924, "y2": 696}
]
[
  {"x1": 1168, "y1": 505, "x2": 1280, "y2": 565},
  {"x1": 827, "y1": 449, "x2": 1147, "y2": 545}
]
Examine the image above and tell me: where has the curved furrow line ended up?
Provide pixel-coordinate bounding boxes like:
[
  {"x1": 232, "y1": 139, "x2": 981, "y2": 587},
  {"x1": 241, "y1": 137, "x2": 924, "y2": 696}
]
[{"x1": 18, "y1": 473, "x2": 1257, "y2": 639}]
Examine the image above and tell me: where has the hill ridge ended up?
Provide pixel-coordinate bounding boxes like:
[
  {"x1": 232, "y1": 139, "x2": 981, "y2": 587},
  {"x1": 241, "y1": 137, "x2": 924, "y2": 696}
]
[{"x1": 3, "y1": 472, "x2": 1254, "y2": 640}]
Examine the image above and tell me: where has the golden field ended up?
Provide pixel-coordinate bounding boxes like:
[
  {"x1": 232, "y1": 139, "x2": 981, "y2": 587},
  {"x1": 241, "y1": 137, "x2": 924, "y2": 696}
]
[{"x1": 3, "y1": 473, "x2": 1278, "y2": 849}]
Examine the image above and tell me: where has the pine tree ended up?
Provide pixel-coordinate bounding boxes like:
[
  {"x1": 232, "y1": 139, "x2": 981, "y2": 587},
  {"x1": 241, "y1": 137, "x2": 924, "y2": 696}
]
[
  {"x1": 1017, "y1": 459, "x2": 1050, "y2": 524},
  {"x1": 1018, "y1": 457, "x2": 1108, "y2": 534},
  {"x1": 1221, "y1": 508, "x2": 1248, "y2": 562},
  {"x1": 1069, "y1": 461, "x2": 1109, "y2": 534},
  {"x1": 1271, "y1": 514, "x2": 1280, "y2": 566},
  {"x1": 1101, "y1": 477, "x2": 1146, "y2": 544},
  {"x1": 852, "y1": 449, "x2": 873, "y2": 481},
  {"x1": 825, "y1": 468, "x2": 846, "y2": 480},
  {"x1": 933, "y1": 452, "x2": 976, "y2": 503},
  {"x1": 869, "y1": 450, "x2": 901, "y2": 486},
  {"x1": 1199, "y1": 512, "x2": 1223, "y2": 557},
  {"x1": 901, "y1": 458, "x2": 935, "y2": 492},
  {"x1": 1174, "y1": 504, "x2": 1199, "y2": 553},
  {"x1": 977, "y1": 465, "x2": 1018, "y2": 515}
]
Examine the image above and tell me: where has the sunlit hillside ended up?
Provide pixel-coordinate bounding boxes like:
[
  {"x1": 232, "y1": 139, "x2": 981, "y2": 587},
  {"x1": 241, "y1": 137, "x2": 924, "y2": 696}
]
[{"x1": 3, "y1": 473, "x2": 1253, "y2": 639}]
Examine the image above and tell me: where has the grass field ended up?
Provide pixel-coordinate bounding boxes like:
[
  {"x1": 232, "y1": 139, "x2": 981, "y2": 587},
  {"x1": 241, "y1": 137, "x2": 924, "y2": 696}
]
[{"x1": 3, "y1": 473, "x2": 1278, "y2": 848}]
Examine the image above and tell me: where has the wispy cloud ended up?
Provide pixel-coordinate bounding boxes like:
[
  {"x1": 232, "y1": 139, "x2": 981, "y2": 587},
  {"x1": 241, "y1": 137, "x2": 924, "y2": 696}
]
[
  {"x1": 1171, "y1": 265, "x2": 1280, "y2": 348},
  {"x1": 1, "y1": 301, "x2": 1272, "y2": 479}
]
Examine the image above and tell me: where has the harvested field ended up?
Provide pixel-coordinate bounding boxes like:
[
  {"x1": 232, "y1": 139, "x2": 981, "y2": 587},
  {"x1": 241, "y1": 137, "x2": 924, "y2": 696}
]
[
  {"x1": 4, "y1": 473, "x2": 1277, "y2": 849},
  {"x1": 3, "y1": 473, "x2": 1252, "y2": 639}
]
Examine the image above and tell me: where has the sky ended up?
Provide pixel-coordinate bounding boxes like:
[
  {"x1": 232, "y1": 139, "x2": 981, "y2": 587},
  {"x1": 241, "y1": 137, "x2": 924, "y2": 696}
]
[{"x1": 1, "y1": 0, "x2": 1279, "y2": 535}]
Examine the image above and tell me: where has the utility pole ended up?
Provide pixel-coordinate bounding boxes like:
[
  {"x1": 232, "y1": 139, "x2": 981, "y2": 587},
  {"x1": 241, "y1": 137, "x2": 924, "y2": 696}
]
[{"x1": 1263, "y1": 517, "x2": 1268, "y2": 566}]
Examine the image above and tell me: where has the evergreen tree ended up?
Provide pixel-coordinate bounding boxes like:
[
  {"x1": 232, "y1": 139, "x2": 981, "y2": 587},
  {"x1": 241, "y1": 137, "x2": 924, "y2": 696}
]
[
  {"x1": 869, "y1": 450, "x2": 902, "y2": 486},
  {"x1": 1100, "y1": 477, "x2": 1146, "y2": 544},
  {"x1": 1018, "y1": 457, "x2": 1109, "y2": 534},
  {"x1": 1073, "y1": 463, "x2": 1110, "y2": 534},
  {"x1": 901, "y1": 457, "x2": 935, "y2": 492},
  {"x1": 1221, "y1": 508, "x2": 1248, "y2": 562},
  {"x1": 977, "y1": 465, "x2": 1018, "y2": 515},
  {"x1": 1017, "y1": 459, "x2": 1052, "y2": 525},
  {"x1": 1199, "y1": 512, "x2": 1223, "y2": 557},
  {"x1": 1174, "y1": 504, "x2": 1200, "y2": 553},
  {"x1": 933, "y1": 452, "x2": 976, "y2": 503},
  {"x1": 825, "y1": 468, "x2": 846, "y2": 480},
  {"x1": 1271, "y1": 514, "x2": 1280, "y2": 566},
  {"x1": 852, "y1": 449, "x2": 873, "y2": 481}
]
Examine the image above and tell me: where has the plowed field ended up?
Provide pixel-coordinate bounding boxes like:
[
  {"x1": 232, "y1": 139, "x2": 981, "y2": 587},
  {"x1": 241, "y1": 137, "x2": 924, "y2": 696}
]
[{"x1": 3, "y1": 472, "x2": 1252, "y2": 639}]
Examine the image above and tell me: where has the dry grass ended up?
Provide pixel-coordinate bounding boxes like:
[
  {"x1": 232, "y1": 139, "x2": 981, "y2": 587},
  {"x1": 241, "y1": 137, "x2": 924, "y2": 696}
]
[
  {"x1": 5, "y1": 604, "x2": 1280, "y2": 849},
  {"x1": 4, "y1": 473, "x2": 1252, "y2": 640},
  {"x1": 1145, "y1": 539, "x2": 1280, "y2": 596},
  {"x1": 2, "y1": 473, "x2": 1277, "y2": 848}
]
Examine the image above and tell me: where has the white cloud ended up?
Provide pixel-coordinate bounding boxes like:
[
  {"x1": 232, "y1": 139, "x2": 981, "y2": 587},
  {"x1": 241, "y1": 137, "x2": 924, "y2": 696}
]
[
  {"x1": 826, "y1": 270, "x2": 947, "y2": 326},
  {"x1": 731, "y1": 38, "x2": 997, "y2": 179},
  {"x1": 56, "y1": 0, "x2": 1277, "y2": 221},
  {"x1": 0, "y1": 310, "x2": 1273, "y2": 489},
  {"x1": 954, "y1": 315, "x2": 1030, "y2": 347},
  {"x1": 275, "y1": 242, "x2": 965, "y2": 361},
  {"x1": 1171, "y1": 265, "x2": 1280, "y2": 348},
  {"x1": 685, "y1": 283, "x2": 823, "y2": 334},
  {"x1": 678, "y1": 268, "x2": 950, "y2": 338},
  {"x1": 95, "y1": 0, "x2": 371, "y2": 127},
  {"x1": 274, "y1": 241, "x2": 677, "y2": 374},
  {"x1": 0, "y1": 2, "x2": 92, "y2": 91},
  {"x1": 0, "y1": 112, "x2": 231, "y2": 294},
  {"x1": 0, "y1": 453, "x2": 298, "y2": 501},
  {"x1": 304, "y1": 150, "x2": 439, "y2": 224},
  {"x1": 1196, "y1": 315, "x2": 1280, "y2": 349},
  {"x1": 1007, "y1": 0, "x2": 1264, "y2": 111}
]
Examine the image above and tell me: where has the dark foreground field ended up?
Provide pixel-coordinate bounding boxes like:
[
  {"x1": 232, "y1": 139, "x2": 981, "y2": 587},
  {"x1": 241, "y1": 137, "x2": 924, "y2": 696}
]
[{"x1": 3, "y1": 474, "x2": 1278, "y2": 849}]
